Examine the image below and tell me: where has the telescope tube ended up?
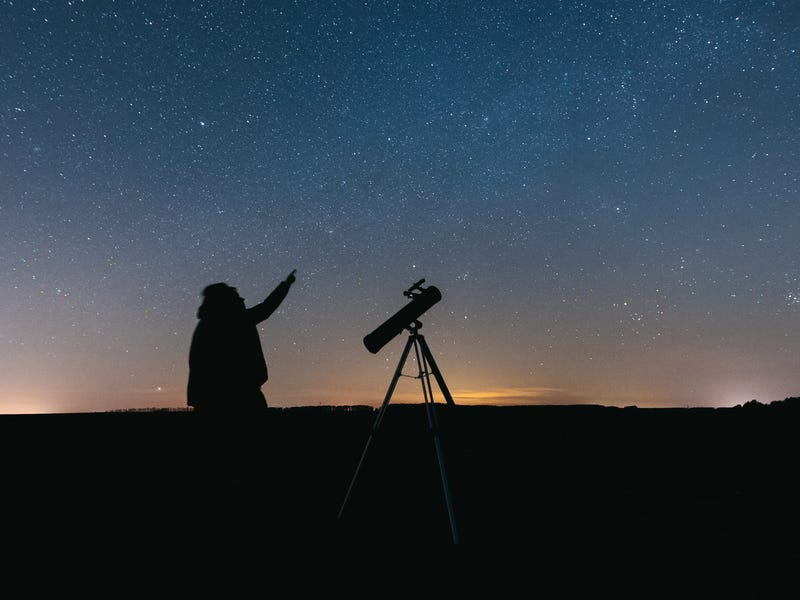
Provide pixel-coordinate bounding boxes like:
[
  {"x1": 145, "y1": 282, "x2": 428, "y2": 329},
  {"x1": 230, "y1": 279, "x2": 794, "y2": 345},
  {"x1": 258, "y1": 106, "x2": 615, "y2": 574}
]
[{"x1": 363, "y1": 286, "x2": 442, "y2": 353}]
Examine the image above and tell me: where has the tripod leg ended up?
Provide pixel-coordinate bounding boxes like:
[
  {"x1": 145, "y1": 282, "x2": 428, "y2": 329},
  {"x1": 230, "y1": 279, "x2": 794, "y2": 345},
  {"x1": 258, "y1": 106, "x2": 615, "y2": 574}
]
[
  {"x1": 414, "y1": 338, "x2": 460, "y2": 544},
  {"x1": 431, "y1": 423, "x2": 460, "y2": 544},
  {"x1": 337, "y1": 334, "x2": 414, "y2": 520},
  {"x1": 418, "y1": 334, "x2": 455, "y2": 406}
]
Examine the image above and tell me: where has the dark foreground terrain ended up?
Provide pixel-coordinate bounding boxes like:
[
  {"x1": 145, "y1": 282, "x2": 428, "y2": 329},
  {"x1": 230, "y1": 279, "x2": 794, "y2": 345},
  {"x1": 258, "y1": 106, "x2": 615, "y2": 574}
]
[{"x1": 2, "y1": 400, "x2": 798, "y2": 565}]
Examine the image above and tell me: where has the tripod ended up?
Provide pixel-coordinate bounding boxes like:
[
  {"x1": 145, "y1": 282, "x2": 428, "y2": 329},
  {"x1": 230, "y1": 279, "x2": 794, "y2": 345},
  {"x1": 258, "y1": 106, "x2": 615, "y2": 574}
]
[{"x1": 337, "y1": 320, "x2": 460, "y2": 544}]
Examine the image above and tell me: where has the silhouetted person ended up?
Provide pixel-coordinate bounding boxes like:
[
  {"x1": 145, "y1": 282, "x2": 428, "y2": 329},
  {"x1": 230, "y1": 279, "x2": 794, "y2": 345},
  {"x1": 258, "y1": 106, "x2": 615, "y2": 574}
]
[
  {"x1": 187, "y1": 270, "x2": 296, "y2": 415},
  {"x1": 186, "y1": 271, "x2": 297, "y2": 518}
]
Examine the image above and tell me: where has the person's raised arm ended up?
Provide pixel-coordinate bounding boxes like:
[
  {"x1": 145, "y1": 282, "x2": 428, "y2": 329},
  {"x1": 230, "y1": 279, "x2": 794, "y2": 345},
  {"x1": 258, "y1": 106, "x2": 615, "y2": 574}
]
[{"x1": 248, "y1": 270, "x2": 296, "y2": 323}]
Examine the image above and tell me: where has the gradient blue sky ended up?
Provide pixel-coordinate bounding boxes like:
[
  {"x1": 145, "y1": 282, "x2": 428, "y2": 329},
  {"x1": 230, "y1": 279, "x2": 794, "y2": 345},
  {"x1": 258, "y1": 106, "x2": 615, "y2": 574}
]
[{"x1": 2, "y1": 1, "x2": 798, "y2": 413}]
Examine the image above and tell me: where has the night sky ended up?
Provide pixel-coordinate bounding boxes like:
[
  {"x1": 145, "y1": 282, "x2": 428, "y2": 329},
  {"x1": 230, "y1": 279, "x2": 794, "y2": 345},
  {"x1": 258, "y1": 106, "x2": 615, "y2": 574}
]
[{"x1": 2, "y1": 1, "x2": 798, "y2": 414}]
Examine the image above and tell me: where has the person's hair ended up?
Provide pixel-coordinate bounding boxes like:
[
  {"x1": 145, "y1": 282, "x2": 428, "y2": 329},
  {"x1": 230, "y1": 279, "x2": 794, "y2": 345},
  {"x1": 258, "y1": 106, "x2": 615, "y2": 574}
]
[{"x1": 197, "y1": 283, "x2": 239, "y2": 319}]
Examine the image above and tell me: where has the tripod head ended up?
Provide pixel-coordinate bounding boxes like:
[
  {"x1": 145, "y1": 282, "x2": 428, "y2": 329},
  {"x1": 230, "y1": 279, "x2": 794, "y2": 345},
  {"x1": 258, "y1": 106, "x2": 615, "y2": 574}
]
[{"x1": 405, "y1": 319, "x2": 423, "y2": 333}]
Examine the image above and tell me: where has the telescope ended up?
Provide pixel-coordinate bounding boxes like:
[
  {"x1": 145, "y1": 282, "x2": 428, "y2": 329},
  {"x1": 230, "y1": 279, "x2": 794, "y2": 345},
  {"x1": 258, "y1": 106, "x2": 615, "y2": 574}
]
[
  {"x1": 342, "y1": 278, "x2": 459, "y2": 542},
  {"x1": 363, "y1": 279, "x2": 442, "y2": 354}
]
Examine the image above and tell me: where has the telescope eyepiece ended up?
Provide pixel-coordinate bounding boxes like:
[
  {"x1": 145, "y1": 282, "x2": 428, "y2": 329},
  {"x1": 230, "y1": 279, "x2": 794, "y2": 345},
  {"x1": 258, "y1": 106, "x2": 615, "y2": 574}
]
[{"x1": 403, "y1": 278, "x2": 427, "y2": 298}]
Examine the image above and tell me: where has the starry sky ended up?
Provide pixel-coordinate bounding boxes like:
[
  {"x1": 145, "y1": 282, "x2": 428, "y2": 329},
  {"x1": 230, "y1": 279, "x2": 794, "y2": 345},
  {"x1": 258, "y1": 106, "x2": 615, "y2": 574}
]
[{"x1": 2, "y1": 0, "x2": 798, "y2": 414}]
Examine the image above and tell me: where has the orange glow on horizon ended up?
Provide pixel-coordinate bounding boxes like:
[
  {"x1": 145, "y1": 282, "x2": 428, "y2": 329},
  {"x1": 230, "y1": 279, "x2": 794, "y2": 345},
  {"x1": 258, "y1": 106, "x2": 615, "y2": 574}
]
[{"x1": 452, "y1": 386, "x2": 584, "y2": 405}]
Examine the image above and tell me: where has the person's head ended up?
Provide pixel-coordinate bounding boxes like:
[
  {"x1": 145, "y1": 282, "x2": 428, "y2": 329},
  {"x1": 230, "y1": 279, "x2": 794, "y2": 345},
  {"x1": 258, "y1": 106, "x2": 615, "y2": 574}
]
[{"x1": 197, "y1": 283, "x2": 245, "y2": 319}]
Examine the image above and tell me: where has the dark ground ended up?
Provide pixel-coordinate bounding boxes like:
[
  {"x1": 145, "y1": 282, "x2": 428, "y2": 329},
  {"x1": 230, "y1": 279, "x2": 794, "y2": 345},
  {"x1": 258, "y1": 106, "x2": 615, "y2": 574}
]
[{"x1": 2, "y1": 400, "x2": 798, "y2": 568}]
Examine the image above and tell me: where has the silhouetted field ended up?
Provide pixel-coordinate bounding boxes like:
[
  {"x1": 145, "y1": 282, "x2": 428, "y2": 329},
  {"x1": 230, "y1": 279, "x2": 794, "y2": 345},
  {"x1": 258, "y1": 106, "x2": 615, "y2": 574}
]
[{"x1": 2, "y1": 400, "x2": 798, "y2": 562}]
